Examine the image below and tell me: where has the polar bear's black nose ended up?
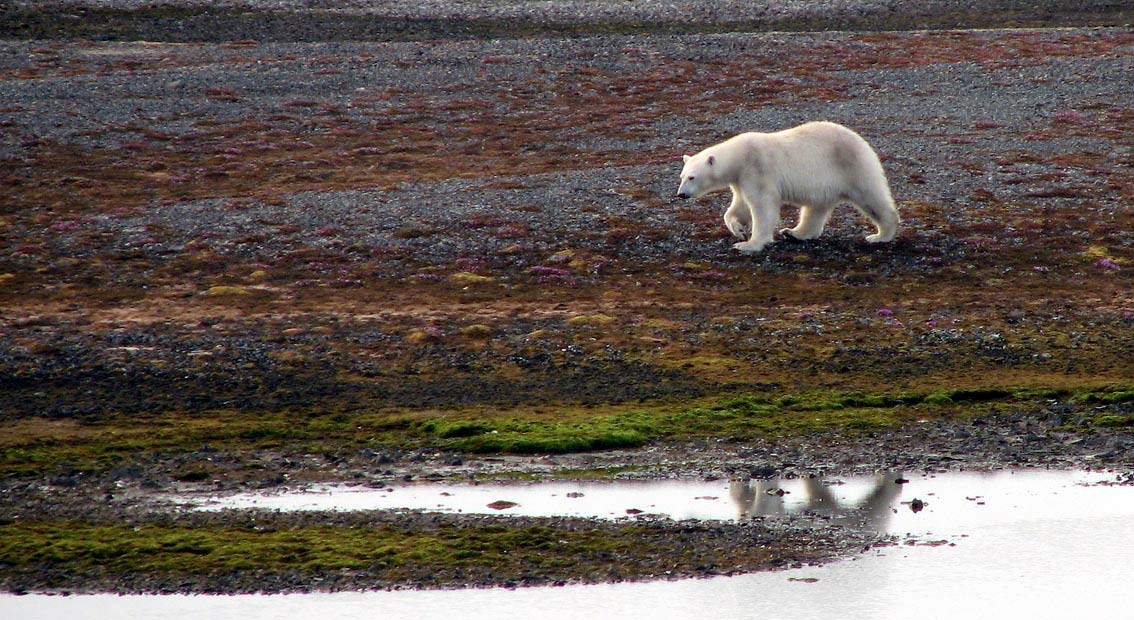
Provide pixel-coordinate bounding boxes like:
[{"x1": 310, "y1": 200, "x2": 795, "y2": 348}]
[{"x1": 677, "y1": 192, "x2": 689, "y2": 199}]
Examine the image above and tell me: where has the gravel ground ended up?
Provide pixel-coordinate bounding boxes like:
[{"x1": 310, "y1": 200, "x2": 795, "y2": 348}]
[
  {"x1": 2, "y1": 0, "x2": 1134, "y2": 594},
  {"x1": 4, "y1": 0, "x2": 1132, "y2": 41},
  {"x1": 3, "y1": 26, "x2": 1133, "y2": 414}
]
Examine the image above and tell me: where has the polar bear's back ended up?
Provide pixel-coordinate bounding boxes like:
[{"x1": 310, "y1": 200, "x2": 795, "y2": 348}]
[
  {"x1": 740, "y1": 121, "x2": 890, "y2": 207},
  {"x1": 760, "y1": 121, "x2": 880, "y2": 171}
]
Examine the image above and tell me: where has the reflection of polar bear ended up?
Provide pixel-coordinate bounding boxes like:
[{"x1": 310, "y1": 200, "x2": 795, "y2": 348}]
[{"x1": 676, "y1": 121, "x2": 899, "y2": 254}]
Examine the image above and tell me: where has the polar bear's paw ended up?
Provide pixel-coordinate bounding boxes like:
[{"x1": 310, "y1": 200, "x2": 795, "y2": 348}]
[
  {"x1": 732, "y1": 240, "x2": 769, "y2": 254},
  {"x1": 724, "y1": 214, "x2": 749, "y2": 240},
  {"x1": 865, "y1": 232, "x2": 895, "y2": 244}
]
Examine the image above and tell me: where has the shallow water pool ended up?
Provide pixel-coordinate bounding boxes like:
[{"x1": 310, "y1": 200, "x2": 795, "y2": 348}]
[
  {"x1": 184, "y1": 472, "x2": 907, "y2": 525},
  {"x1": 5, "y1": 469, "x2": 1134, "y2": 620}
]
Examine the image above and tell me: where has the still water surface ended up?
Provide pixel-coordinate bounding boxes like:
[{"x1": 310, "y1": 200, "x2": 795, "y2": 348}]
[{"x1": 4, "y1": 469, "x2": 1134, "y2": 620}]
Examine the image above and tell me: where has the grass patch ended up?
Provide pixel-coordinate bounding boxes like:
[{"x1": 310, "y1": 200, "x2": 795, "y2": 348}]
[
  {"x1": 413, "y1": 384, "x2": 1134, "y2": 454},
  {"x1": 921, "y1": 388, "x2": 1015, "y2": 406},
  {"x1": 2, "y1": 385, "x2": 1133, "y2": 474},
  {"x1": 1076, "y1": 390, "x2": 1134, "y2": 406},
  {"x1": 0, "y1": 410, "x2": 410, "y2": 476},
  {"x1": 448, "y1": 428, "x2": 650, "y2": 454},
  {"x1": 421, "y1": 416, "x2": 654, "y2": 454},
  {"x1": 0, "y1": 518, "x2": 816, "y2": 590},
  {"x1": 1093, "y1": 415, "x2": 1134, "y2": 429},
  {"x1": 0, "y1": 520, "x2": 593, "y2": 575}
]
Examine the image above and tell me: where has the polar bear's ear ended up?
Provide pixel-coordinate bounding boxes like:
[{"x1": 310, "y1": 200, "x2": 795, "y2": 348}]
[
  {"x1": 707, "y1": 155, "x2": 715, "y2": 166},
  {"x1": 682, "y1": 154, "x2": 691, "y2": 163}
]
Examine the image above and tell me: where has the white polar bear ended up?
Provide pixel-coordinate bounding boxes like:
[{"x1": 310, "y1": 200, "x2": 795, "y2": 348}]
[{"x1": 676, "y1": 121, "x2": 899, "y2": 254}]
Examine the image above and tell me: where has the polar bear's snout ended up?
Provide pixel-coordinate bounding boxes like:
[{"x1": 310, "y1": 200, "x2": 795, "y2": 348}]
[
  {"x1": 676, "y1": 177, "x2": 690, "y2": 199},
  {"x1": 675, "y1": 175, "x2": 699, "y2": 200}
]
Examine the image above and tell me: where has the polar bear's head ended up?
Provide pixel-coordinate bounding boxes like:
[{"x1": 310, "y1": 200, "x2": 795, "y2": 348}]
[{"x1": 676, "y1": 152, "x2": 722, "y2": 200}]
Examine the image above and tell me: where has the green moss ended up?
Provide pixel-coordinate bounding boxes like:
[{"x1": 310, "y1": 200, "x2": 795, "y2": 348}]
[
  {"x1": 1093, "y1": 415, "x2": 1134, "y2": 428},
  {"x1": 1012, "y1": 388, "x2": 1074, "y2": 400},
  {"x1": 450, "y1": 429, "x2": 649, "y2": 454},
  {"x1": 417, "y1": 392, "x2": 919, "y2": 453},
  {"x1": 1076, "y1": 390, "x2": 1134, "y2": 405},
  {"x1": 237, "y1": 427, "x2": 294, "y2": 442},
  {"x1": 417, "y1": 384, "x2": 1134, "y2": 454},
  {"x1": 0, "y1": 521, "x2": 515, "y2": 574},
  {"x1": 417, "y1": 420, "x2": 493, "y2": 439},
  {"x1": 922, "y1": 388, "x2": 1014, "y2": 406},
  {"x1": 425, "y1": 416, "x2": 654, "y2": 454},
  {"x1": 0, "y1": 519, "x2": 803, "y2": 586},
  {"x1": 922, "y1": 392, "x2": 955, "y2": 406},
  {"x1": 711, "y1": 396, "x2": 778, "y2": 416},
  {"x1": 4, "y1": 384, "x2": 1133, "y2": 473}
]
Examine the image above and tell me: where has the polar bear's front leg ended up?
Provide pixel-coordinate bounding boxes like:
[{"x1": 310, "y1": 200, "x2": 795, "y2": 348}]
[
  {"x1": 732, "y1": 187, "x2": 779, "y2": 254},
  {"x1": 723, "y1": 188, "x2": 750, "y2": 240}
]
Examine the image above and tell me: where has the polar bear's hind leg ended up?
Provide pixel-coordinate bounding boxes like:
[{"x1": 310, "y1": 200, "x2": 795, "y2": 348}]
[
  {"x1": 781, "y1": 203, "x2": 834, "y2": 241},
  {"x1": 858, "y1": 198, "x2": 899, "y2": 243}
]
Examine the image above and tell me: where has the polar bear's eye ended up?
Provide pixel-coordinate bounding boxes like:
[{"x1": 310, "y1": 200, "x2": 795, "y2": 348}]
[{"x1": 687, "y1": 175, "x2": 695, "y2": 181}]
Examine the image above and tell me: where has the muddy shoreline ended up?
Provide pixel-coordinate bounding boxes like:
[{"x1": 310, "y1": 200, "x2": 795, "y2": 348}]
[
  {"x1": 0, "y1": 494, "x2": 877, "y2": 594},
  {"x1": 4, "y1": 407, "x2": 1133, "y2": 594}
]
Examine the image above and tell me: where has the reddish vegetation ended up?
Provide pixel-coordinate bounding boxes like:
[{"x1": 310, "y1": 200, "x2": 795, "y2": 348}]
[{"x1": 2, "y1": 29, "x2": 1133, "y2": 416}]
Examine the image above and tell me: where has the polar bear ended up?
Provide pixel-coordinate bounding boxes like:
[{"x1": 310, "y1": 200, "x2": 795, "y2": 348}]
[{"x1": 676, "y1": 121, "x2": 899, "y2": 254}]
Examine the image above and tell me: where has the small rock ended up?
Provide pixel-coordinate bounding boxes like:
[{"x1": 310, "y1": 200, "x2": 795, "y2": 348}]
[
  {"x1": 548, "y1": 249, "x2": 575, "y2": 263},
  {"x1": 405, "y1": 328, "x2": 443, "y2": 345},
  {"x1": 205, "y1": 285, "x2": 249, "y2": 296},
  {"x1": 750, "y1": 467, "x2": 778, "y2": 479},
  {"x1": 459, "y1": 324, "x2": 495, "y2": 339},
  {"x1": 487, "y1": 500, "x2": 518, "y2": 510},
  {"x1": 567, "y1": 313, "x2": 616, "y2": 327},
  {"x1": 449, "y1": 272, "x2": 494, "y2": 285}
]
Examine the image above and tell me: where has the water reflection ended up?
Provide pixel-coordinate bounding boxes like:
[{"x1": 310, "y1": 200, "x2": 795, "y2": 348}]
[
  {"x1": 6, "y1": 471, "x2": 1134, "y2": 620},
  {"x1": 184, "y1": 475, "x2": 913, "y2": 524},
  {"x1": 730, "y1": 472, "x2": 904, "y2": 532}
]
